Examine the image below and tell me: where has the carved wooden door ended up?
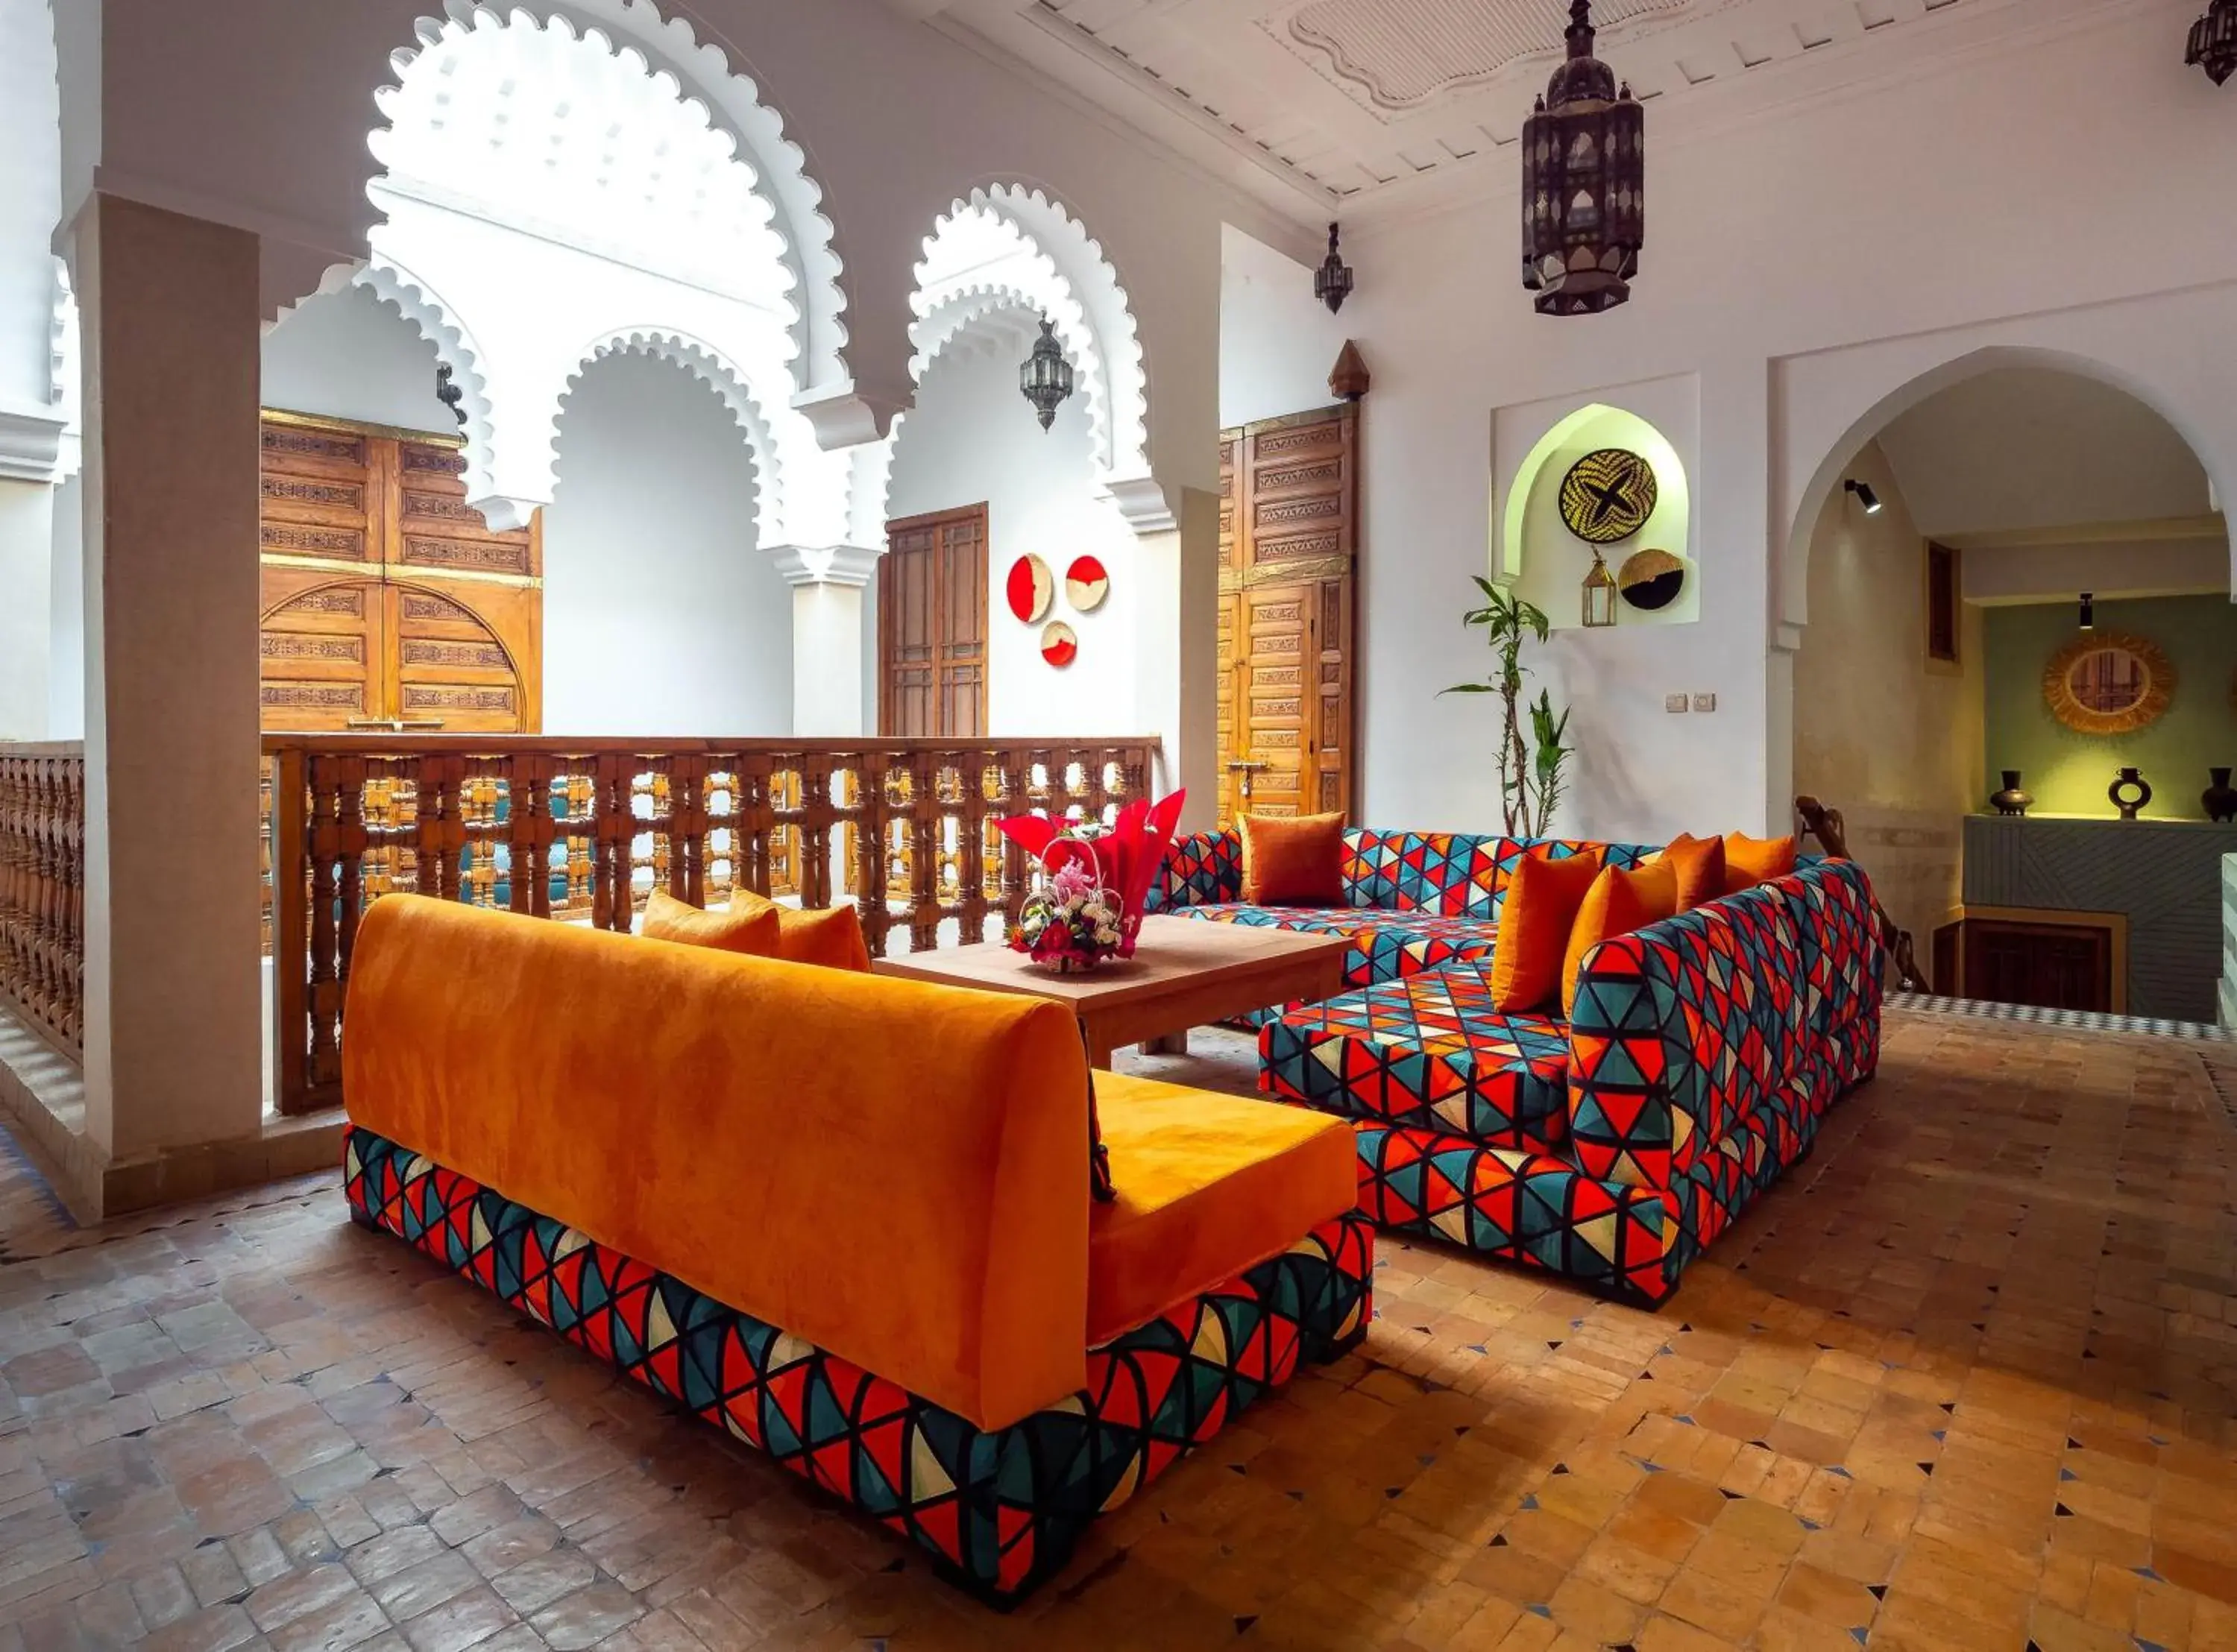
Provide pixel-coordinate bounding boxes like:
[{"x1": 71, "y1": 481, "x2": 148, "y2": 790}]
[
  {"x1": 880, "y1": 505, "x2": 989, "y2": 739},
  {"x1": 257, "y1": 412, "x2": 541, "y2": 734},
  {"x1": 1215, "y1": 405, "x2": 1359, "y2": 824},
  {"x1": 878, "y1": 505, "x2": 990, "y2": 898}
]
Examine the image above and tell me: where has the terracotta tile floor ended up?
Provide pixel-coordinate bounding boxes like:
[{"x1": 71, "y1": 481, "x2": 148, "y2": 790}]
[{"x1": 3, "y1": 1009, "x2": 2236, "y2": 1651}]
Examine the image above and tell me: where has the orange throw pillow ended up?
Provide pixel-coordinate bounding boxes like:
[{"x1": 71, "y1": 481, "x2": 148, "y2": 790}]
[
  {"x1": 1488, "y1": 850, "x2": 1604, "y2": 1012},
  {"x1": 1722, "y1": 832, "x2": 1799, "y2": 895},
  {"x1": 1658, "y1": 833, "x2": 1728, "y2": 912},
  {"x1": 1563, "y1": 860, "x2": 1680, "y2": 1018},
  {"x1": 1239, "y1": 813, "x2": 1345, "y2": 906},
  {"x1": 731, "y1": 888, "x2": 874, "y2": 973},
  {"x1": 641, "y1": 888, "x2": 782, "y2": 956}
]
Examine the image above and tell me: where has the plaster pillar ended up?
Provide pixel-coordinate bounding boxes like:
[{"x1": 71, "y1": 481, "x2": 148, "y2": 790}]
[
  {"x1": 75, "y1": 195, "x2": 264, "y2": 1163},
  {"x1": 1130, "y1": 485, "x2": 1220, "y2": 828},
  {"x1": 770, "y1": 544, "x2": 882, "y2": 737}
]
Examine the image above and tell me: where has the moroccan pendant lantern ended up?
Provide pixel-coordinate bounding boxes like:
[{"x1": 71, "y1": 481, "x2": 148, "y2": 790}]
[
  {"x1": 1020, "y1": 319, "x2": 1074, "y2": 430},
  {"x1": 1315, "y1": 222, "x2": 1355, "y2": 314},
  {"x1": 1522, "y1": 0, "x2": 1646, "y2": 317},
  {"x1": 2190, "y1": 0, "x2": 2237, "y2": 83}
]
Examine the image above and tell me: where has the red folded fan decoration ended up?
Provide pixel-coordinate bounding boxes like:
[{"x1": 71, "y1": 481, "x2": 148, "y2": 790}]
[{"x1": 995, "y1": 789, "x2": 1186, "y2": 957}]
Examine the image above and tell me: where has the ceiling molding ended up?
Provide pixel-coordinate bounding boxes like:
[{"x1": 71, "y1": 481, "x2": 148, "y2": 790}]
[
  {"x1": 912, "y1": 0, "x2": 2165, "y2": 238},
  {"x1": 1940, "y1": 514, "x2": 2228, "y2": 552}
]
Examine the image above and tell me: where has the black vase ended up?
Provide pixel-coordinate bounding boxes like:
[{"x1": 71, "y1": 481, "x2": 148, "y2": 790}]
[
  {"x1": 1989, "y1": 770, "x2": 2033, "y2": 818},
  {"x1": 2109, "y1": 766, "x2": 2152, "y2": 821},
  {"x1": 2206, "y1": 766, "x2": 2237, "y2": 824}
]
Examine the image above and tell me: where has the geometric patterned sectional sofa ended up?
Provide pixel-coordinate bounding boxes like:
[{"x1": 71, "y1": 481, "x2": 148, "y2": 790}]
[{"x1": 1148, "y1": 827, "x2": 1884, "y2": 1304}]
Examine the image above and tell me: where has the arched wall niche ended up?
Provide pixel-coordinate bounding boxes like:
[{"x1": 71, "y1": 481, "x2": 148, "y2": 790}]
[{"x1": 1498, "y1": 400, "x2": 1697, "y2": 631}]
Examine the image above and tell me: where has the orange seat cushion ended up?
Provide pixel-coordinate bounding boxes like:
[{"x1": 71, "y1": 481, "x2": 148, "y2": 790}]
[
  {"x1": 641, "y1": 888, "x2": 781, "y2": 956},
  {"x1": 1722, "y1": 832, "x2": 1799, "y2": 895},
  {"x1": 344, "y1": 896, "x2": 1092, "y2": 1431},
  {"x1": 1656, "y1": 834, "x2": 1728, "y2": 912},
  {"x1": 1086, "y1": 1072, "x2": 1356, "y2": 1346},
  {"x1": 1488, "y1": 849, "x2": 1603, "y2": 1012},
  {"x1": 730, "y1": 888, "x2": 873, "y2": 972},
  {"x1": 1239, "y1": 813, "x2": 1346, "y2": 906},
  {"x1": 1564, "y1": 860, "x2": 1681, "y2": 1016}
]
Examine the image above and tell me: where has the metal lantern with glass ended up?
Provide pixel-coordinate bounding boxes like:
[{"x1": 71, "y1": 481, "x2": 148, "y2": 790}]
[{"x1": 1522, "y1": 0, "x2": 1646, "y2": 317}]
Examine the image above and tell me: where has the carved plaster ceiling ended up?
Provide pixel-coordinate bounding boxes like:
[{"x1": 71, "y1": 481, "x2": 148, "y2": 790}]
[{"x1": 896, "y1": 0, "x2": 2082, "y2": 227}]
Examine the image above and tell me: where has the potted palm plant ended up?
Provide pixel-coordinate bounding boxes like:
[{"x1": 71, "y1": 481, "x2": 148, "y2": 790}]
[{"x1": 1443, "y1": 577, "x2": 1573, "y2": 838}]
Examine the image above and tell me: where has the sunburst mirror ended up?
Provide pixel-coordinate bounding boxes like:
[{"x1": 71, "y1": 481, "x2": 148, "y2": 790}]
[{"x1": 2042, "y1": 633, "x2": 2175, "y2": 735}]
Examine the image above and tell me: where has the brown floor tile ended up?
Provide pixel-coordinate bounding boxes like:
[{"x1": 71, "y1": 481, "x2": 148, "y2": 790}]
[{"x1": 2, "y1": 1010, "x2": 2236, "y2": 1648}]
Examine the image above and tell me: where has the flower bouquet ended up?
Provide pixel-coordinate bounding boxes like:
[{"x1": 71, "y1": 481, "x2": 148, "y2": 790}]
[
  {"x1": 1007, "y1": 860, "x2": 1124, "y2": 974},
  {"x1": 995, "y1": 789, "x2": 1186, "y2": 960}
]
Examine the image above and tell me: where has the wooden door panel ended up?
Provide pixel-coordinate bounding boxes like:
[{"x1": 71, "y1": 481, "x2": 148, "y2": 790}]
[
  {"x1": 259, "y1": 570, "x2": 380, "y2": 731},
  {"x1": 1215, "y1": 407, "x2": 1357, "y2": 827},
  {"x1": 259, "y1": 412, "x2": 544, "y2": 734},
  {"x1": 391, "y1": 583, "x2": 532, "y2": 734},
  {"x1": 881, "y1": 506, "x2": 988, "y2": 741},
  {"x1": 1240, "y1": 584, "x2": 1310, "y2": 817},
  {"x1": 259, "y1": 421, "x2": 377, "y2": 567},
  {"x1": 391, "y1": 439, "x2": 540, "y2": 581}
]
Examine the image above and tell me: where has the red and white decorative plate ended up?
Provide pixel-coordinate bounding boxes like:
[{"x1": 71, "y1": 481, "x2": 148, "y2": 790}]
[
  {"x1": 1065, "y1": 555, "x2": 1110, "y2": 613},
  {"x1": 1005, "y1": 555, "x2": 1053, "y2": 623},
  {"x1": 1040, "y1": 621, "x2": 1078, "y2": 668}
]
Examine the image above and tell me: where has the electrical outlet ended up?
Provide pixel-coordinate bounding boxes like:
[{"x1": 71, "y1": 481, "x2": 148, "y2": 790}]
[
  {"x1": 1664, "y1": 693, "x2": 1690, "y2": 713},
  {"x1": 1693, "y1": 693, "x2": 1718, "y2": 713}
]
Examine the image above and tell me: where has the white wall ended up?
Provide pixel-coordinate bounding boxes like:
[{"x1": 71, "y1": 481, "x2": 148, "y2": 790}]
[
  {"x1": 1792, "y1": 441, "x2": 1981, "y2": 952},
  {"x1": 1329, "y1": 4, "x2": 2237, "y2": 841},
  {"x1": 0, "y1": 0, "x2": 61, "y2": 424},
  {"x1": 46, "y1": 468, "x2": 80, "y2": 737},
  {"x1": 261, "y1": 283, "x2": 450, "y2": 431},
  {"x1": 0, "y1": 478, "x2": 51, "y2": 737},
  {"x1": 543, "y1": 349, "x2": 787, "y2": 736},
  {"x1": 1219, "y1": 224, "x2": 1352, "y2": 431},
  {"x1": 881, "y1": 335, "x2": 1142, "y2": 739}
]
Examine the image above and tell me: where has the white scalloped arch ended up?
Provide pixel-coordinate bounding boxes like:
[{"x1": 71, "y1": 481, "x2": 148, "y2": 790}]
[
  {"x1": 347, "y1": 259, "x2": 514, "y2": 524},
  {"x1": 373, "y1": 0, "x2": 849, "y2": 404},
  {"x1": 946, "y1": 183, "x2": 1150, "y2": 487},
  {"x1": 562, "y1": 327, "x2": 785, "y2": 546}
]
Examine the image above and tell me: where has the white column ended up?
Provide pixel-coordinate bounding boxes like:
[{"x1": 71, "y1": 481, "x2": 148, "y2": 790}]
[
  {"x1": 770, "y1": 543, "x2": 881, "y2": 737},
  {"x1": 1128, "y1": 485, "x2": 1220, "y2": 829},
  {"x1": 75, "y1": 195, "x2": 264, "y2": 1161}
]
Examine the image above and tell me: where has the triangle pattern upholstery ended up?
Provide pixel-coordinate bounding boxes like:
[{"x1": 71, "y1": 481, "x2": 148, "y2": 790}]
[
  {"x1": 1242, "y1": 857, "x2": 1882, "y2": 1304},
  {"x1": 344, "y1": 1126, "x2": 1374, "y2": 1603},
  {"x1": 1259, "y1": 965, "x2": 1570, "y2": 1150}
]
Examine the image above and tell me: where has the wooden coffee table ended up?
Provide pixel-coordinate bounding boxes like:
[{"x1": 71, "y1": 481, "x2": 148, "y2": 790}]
[{"x1": 872, "y1": 914, "x2": 1349, "y2": 1068}]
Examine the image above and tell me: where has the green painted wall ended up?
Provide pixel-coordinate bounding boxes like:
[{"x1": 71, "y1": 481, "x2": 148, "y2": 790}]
[{"x1": 1983, "y1": 594, "x2": 2237, "y2": 820}]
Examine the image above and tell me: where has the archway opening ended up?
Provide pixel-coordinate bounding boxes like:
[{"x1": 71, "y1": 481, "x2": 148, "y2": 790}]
[
  {"x1": 869, "y1": 191, "x2": 1154, "y2": 745},
  {"x1": 256, "y1": 4, "x2": 824, "y2": 738},
  {"x1": 545, "y1": 347, "x2": 791, "y2": 735},
  {"x1": 1789, "y1": 361, "x2": 2231, "y2": 1023}
]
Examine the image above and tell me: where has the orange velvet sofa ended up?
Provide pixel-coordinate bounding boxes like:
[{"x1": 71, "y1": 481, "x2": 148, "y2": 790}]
[{"x1": 340, "y1": 896, "x2": 1374, "y2": 1601}]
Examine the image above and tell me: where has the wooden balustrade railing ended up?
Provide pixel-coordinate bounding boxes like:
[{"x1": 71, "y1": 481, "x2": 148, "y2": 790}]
[
  {"x1": 0, "y1": 743, "x2": 86, "y2": 1057},
  {"x1": 263, "y1": 734, "x2": 1157, "y2": 1115}
]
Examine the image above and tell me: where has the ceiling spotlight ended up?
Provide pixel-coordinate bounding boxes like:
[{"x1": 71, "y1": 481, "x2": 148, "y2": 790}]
[
  {"x1": 1845, "y1": 479, "x2": 1883, "y2": 516},
  {"x1": 1019, "y1": 318, "x2": 1074, "y2": 431},
  {"x1": 2079, "y1": 591, "x2": 2095, "y2": 631},
  {"x1": 1315, "y1": 223, "x2": 1354, "y2": 315}
]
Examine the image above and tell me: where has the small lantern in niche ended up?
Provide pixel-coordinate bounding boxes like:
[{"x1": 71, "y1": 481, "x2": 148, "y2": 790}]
[
  {"x1": 1582, "y1": 550, "x2": 1618, "y2": 628},
  {"x1": 1019, "y1": 319, "x2": 1074, "y2": 431},
  {"x1": 1522, "y1": 0, "x2": 1646, "y2": 317}
]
